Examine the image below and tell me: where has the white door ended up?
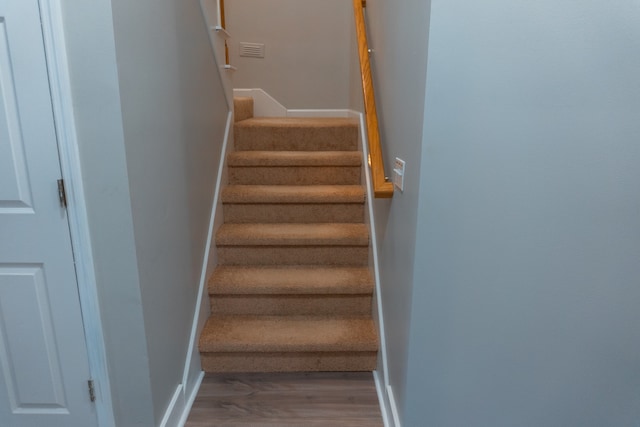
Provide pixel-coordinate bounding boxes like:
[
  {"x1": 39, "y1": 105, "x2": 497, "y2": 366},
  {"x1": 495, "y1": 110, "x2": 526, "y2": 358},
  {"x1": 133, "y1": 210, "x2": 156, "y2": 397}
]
[{"x1": 0, "y1": 1, "x2": 98, "y2": 426}]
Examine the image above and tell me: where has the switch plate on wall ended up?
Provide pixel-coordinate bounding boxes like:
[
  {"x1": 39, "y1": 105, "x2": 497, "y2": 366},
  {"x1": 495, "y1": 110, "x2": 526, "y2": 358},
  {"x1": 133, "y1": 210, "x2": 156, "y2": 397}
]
[{"x1": 393, "y1": 157, "x2": 405, "y2": 192}]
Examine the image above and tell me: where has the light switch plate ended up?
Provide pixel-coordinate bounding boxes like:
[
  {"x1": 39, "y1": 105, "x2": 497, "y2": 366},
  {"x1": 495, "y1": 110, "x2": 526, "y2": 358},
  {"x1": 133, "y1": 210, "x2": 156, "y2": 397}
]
[{"x1": 393, "y1": 157, "x2": 405, "y2": 192}]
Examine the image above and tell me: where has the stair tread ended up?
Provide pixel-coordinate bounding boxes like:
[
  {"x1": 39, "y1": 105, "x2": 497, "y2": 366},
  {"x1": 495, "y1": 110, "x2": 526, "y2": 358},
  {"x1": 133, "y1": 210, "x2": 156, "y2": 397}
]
[
  {"x1": 235, "y1": 117, "x2": 358, "y2": 129},
  {"x1": 199, "y1": 315, "x2": 378, "y2": 352},
  {"x1": 228, "y1": 151, "x2": 362, "y2": 167},
  {"x1": 234, "y1": 117, "x2": 358, "y2": 151},
  {"x1": 216, "y1": 223, "x2": 369, "y2": 246},
  {"x1": 222, "y1": 185, "x2": 365, "y2": 204},
  {"x1": 209, "y1": 266, "x2": 373, "y2": 295}
]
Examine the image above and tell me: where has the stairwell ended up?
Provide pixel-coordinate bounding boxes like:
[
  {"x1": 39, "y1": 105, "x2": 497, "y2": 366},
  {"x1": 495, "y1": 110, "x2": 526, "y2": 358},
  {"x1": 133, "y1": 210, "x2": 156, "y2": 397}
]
[{"x1": 198, "y1": 97, "x2": 378, "y2": 372}]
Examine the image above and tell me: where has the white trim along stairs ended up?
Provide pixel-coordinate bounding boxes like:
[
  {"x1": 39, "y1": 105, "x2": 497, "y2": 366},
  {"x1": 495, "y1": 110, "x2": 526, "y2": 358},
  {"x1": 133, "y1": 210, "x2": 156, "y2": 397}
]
[{"x1": 176, "y1": 92, "x2": 397, "y2": 427}]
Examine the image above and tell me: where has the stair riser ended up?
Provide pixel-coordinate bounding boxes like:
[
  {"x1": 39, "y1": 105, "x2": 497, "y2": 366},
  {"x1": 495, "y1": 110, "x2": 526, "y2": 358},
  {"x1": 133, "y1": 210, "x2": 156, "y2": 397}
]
[
  {"x1": 223, "y1": 204, "x2": 364, "y2": 223},
  {"x1": 209, "y1": 266, "x2": 375, "y2": 295},
  {"x1": 228, "y1": 167, "x2": 360, "y2": 185},
  {"x1": 218, "y1": 246, "x2": 369, "y2": 266},
  {"x1": 210, "y1": 295, "x2": 373, "y2": 316},
  {"x1": 201, "y1": 351, "x2": 377, "y2": 373},
  {"x1": 234, "y1": 98, "x2": 254, "y2": 122},
  {"x1": 234, "y1": 128, "x2": 358, "y2": 151}
]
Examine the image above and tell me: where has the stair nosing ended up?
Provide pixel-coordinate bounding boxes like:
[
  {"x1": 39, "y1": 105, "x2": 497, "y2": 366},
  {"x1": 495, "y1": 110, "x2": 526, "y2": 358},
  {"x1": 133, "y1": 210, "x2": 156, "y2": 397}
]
[
  {"x1": 216, "y1": 223, "x2": 369, "y2": 247},
  {"x1": 222, "y1": 185, "x2": 365, "y2": 204},
  {"x1": 227, "y1": 151, "x2": 362, "y2": 167}
]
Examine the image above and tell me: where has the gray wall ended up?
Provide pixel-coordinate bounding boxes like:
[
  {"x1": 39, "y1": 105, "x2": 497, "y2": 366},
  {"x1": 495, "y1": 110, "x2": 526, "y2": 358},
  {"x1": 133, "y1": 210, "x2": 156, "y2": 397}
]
[
  {"x1": 347, "y1": 4, "x2": 363, "y2": 113},
  {"x1": 61, "y1": 0, "x2": 227, "y2": 425},
  {"x1": 226, "y1": 0, "x2": 351, "y2": 109},
  {"x1": 363, "y1": 0, "x2": 432, "y2": 418},
  {"x1": 110, "y1": 0, "x2": 227, "y2": 424},
  {"x1": 405, "y1": 0, "x2": 640, "y2": 426},
  {"x1": 60, "y1": 0, "x2": 156, "y2": 424}
]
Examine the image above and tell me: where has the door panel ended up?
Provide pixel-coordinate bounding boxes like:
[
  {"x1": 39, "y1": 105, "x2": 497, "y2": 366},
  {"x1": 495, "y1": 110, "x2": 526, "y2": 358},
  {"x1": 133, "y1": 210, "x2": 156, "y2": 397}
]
[
  {"x1": 0, "y1": 1, "x2": 98, "y2": 426},
  {"x1": 0, "y1": 19, "x2": 33, "y2": 213},
  {"x1": 0, "y1": 265, "x2": 67, "y2": 413}
]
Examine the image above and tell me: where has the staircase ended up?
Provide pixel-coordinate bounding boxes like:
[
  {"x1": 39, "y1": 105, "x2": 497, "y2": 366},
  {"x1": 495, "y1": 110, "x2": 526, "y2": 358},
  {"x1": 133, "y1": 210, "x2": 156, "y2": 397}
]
[{"x1": 198, "y1": 97, "x2": 378, "y2": 372}]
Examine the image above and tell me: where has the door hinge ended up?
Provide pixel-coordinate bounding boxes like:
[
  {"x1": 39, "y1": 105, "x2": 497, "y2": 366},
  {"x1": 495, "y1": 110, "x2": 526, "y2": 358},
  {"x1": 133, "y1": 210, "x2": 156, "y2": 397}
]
[
  {"x1": 88, "y1": 379, "x2": 96, "y2": 402},
  {"x1": 57, "y1": 179, "x2": 67, "y2": 208}
]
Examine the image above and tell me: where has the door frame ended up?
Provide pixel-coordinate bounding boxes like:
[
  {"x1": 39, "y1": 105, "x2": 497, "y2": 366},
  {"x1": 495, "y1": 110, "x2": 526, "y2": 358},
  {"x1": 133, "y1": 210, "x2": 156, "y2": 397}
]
[{"x1": 38, "y1": 1, "x2": 115, "y2": 426}]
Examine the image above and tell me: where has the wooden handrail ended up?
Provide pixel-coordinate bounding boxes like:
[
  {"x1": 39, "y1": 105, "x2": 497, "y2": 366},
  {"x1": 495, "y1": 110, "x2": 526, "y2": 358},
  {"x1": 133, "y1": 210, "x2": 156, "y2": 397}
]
[
  {"x1": 220, "y1": 0, "x2": 230, "y2": 65},
  {"x1": 219, "y1": 0, "x2": 226, "y2": 28},
  {"x1": 353, "y1": 0, "x2": 394, "y2": 198}
]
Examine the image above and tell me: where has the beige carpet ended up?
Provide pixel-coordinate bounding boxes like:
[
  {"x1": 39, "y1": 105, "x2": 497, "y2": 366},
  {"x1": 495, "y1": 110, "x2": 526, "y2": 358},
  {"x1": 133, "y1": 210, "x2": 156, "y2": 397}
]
[{"x1": 199, "y1": 97, "x2": 378, "y2": 372}]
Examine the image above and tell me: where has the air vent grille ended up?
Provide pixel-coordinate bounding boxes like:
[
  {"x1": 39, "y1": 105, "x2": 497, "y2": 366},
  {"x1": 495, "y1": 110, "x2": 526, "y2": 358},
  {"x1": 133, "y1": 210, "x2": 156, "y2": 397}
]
[{"x1": 239, "y1": 42, "x2": 265, "y2": 58}]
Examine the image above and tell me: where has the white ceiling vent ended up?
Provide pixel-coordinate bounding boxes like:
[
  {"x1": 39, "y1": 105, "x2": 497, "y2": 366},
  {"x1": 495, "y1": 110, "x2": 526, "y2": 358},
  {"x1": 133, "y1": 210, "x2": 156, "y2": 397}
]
[{"x1": 239, "y1": 42, "x2": 265, "y2": 58}]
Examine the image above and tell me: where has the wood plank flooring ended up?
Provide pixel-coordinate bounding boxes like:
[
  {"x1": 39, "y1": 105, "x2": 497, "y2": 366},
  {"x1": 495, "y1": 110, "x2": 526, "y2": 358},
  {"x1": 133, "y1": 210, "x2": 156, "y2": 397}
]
[{"x1": 184, "y1": 372, "x2": 384, "y2": 427}]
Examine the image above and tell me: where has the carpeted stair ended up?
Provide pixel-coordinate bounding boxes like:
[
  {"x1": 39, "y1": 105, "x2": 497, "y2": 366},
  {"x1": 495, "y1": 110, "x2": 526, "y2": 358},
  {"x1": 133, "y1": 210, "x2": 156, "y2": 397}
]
[{"x1": 199, "y1": 97, "x2": 378, "y2": 372}]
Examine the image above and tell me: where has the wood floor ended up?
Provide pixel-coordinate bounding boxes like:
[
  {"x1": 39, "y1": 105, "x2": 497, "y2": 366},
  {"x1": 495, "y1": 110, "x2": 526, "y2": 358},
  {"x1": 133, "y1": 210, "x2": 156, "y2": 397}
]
[{"x1": 184, "y1": 372, "x2": 384, "y2": 427}]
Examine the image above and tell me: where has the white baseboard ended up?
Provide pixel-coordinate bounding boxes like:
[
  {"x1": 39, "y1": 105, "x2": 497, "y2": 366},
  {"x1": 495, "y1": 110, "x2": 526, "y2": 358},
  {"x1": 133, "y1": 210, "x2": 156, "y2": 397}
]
[
  {"x1": 159, "y1": 385, "x2": 183, "y2": 427},
  {"x1": 358, "y1": 110, "x2": 396, "y2": 426},
  {"x1": 373, "y1": 371, "x2": 392, "y2": 427},
  {"x1": 356, "y1": 109, "x2": 391, "y2": 380},
  {"x1": 233, "y1": 88, "x2": 287, "y2": 117},
  {"x1": 180, "y1": 110, "x2": 233, "y2": 418},
  {"x1": 158, "y1": 371, "x2": 204, "y2": 427},
  {"x1": 287, "y1": 109, "x2": 352, "y2": 118},
  {"x1": 233, "y1": 88, "x2": 353, "y2": 118},
  {"x1": 373, "y1": 371, "x2": 402, "y2": 427},
  {"x1": 177, "y1": 372, "x2": 205, "y2": 427},
  {"x1": 387, "y1": 384, "x2": 402, "y2": 427}
]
